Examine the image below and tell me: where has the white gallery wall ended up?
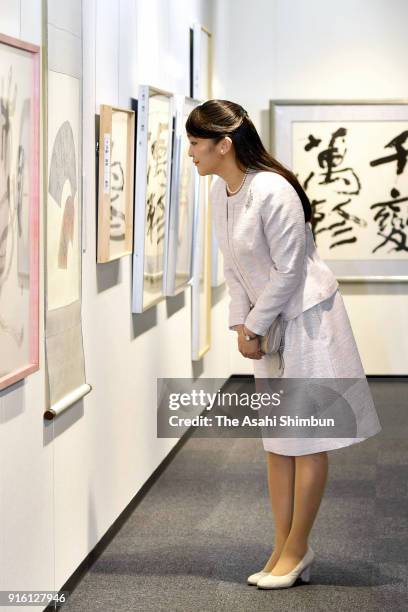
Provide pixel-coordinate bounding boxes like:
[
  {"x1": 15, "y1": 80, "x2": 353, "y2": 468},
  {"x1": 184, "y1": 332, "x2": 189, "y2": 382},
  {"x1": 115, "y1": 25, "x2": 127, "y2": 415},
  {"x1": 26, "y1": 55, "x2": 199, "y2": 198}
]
[
  {"x1": 213, "y1": 0, "x2": 408, "y2": 376},
  {"x1": 0, "y1": 0, "x2": 236, "y2": 605},
  {"x1": 1, "y1": 0, "x2": 407, "y2": 607}
]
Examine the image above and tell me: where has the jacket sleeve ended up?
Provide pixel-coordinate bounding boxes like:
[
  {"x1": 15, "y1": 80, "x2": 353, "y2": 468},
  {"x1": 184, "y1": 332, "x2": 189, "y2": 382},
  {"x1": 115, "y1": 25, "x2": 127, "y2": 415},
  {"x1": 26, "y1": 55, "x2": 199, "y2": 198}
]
[
  {"x1": 210, "y1": 176, "x2": 252, "y2": 331},
  {"x1": 223, "y1": 254, "x2": 252, "y2": 330},
  {"x1": 244, "y1": 179, "x2": 306, "y2": 336}
]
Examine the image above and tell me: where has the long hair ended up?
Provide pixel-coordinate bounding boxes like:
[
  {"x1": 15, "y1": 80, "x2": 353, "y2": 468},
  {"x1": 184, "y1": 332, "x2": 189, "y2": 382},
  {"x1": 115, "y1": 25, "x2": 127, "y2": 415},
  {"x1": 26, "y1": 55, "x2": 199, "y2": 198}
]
[{"x1": 186, "y1": 99, "x2": 312, "y2": 223}]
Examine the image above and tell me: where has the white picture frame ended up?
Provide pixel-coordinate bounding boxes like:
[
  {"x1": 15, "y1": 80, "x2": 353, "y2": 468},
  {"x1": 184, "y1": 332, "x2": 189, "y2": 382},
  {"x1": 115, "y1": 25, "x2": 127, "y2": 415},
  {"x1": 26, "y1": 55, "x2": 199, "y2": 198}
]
[
  {"x1": 164, "y1": 95, "x2": 199, "y2": 296},
  {"x1": 191, "y1": 175, "x2": 211, "y2": 361},
  {"x1": 191, "y1": 22, "x2": 223, "y2": 288},
  {"x1": 132, "y1": 85, "x2": 174, "y2": 312}
]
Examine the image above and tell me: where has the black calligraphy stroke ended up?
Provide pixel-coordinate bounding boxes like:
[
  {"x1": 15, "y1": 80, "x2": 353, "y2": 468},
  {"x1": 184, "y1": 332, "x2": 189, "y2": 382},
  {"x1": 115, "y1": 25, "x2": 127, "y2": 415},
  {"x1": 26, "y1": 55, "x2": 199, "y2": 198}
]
[{"x1": 370, "y1": 130, "x2": 408, "y2": 175}]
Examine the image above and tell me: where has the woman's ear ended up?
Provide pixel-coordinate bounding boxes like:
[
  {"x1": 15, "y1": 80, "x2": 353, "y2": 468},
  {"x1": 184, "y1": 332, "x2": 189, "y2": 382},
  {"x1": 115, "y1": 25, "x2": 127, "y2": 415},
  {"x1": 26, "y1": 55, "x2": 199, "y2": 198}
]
[{"x1": 220, "y1": 136, "x2": 233, "y2": 155}]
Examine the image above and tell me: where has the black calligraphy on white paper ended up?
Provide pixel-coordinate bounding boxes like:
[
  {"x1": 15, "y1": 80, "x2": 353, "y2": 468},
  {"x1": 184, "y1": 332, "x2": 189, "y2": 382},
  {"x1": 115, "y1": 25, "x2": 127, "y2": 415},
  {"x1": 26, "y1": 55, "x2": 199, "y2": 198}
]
[
  {"x1": 144, "y1": 95, "x2": 170, "y2": 281},
  {"x1": 293, "y1": 121, "x2": 408, "y2": 259},
  {"x1": 298, "y1": 126, "x2": 366, "y2": 249},
  {"x1": 369, "y1": 130, "x2": 408, "y2": 253}
]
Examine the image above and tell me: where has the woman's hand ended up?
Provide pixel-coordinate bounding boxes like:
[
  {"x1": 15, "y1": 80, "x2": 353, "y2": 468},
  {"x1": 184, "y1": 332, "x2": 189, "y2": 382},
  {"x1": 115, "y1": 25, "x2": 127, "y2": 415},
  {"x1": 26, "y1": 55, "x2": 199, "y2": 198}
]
[
  {"x1": 235, "y1": 325, "x2": 264, "y2": 360},
  {"x1": 238, "y1": 336, "x2": 264, "y2": 359}
]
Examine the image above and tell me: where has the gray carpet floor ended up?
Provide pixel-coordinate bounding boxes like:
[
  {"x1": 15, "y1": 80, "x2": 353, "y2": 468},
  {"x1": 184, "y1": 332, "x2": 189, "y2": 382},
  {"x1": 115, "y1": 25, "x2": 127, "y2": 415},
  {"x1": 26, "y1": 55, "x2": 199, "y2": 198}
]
[{"x1": 62, "y1": 378, "x2": 407, "y2": 611}]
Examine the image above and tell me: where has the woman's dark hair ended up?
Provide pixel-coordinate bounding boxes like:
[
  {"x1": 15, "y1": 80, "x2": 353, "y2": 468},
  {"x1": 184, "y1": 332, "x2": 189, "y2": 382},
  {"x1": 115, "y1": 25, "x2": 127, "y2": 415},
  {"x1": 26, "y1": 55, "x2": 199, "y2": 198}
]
[{"x1": 186, "y1": 99, "x2": 312, "y2": 223}]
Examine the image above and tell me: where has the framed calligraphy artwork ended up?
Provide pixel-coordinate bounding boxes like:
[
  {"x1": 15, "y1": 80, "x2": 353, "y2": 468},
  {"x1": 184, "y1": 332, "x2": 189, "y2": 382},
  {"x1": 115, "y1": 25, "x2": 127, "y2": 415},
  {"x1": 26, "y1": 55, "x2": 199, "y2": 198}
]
[
  {"x1": 270, "y1": 100, "x2": 408, "y2": 281},
  {"x1": 132, "y1": 86, "x2": 174, "y2": 312},
  {"x1": 97, "y1": 105, "x2": 135, "y2": 263},
  {"x1": 0, "y1": 33, "x2": 40, "y2": 390}
]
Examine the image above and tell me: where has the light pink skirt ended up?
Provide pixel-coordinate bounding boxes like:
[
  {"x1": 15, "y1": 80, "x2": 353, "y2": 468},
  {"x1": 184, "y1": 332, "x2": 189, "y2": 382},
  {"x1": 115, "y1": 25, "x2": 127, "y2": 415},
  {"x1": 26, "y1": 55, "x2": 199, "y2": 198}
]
[{"x1": 253, "y1": 289, "x2": 382, "y2": 456}]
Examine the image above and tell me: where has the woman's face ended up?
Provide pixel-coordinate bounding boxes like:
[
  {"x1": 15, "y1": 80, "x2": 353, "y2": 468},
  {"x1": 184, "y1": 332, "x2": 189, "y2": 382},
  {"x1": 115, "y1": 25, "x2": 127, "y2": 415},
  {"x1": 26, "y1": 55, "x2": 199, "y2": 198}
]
[{"x1": 187, "y1": 135, "x2": 221, "y2": 176}]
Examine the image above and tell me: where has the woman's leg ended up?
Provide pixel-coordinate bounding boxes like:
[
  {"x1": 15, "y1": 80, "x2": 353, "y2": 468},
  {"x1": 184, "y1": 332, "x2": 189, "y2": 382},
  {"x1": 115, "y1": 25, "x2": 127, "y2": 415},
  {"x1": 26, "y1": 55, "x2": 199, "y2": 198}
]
[
  {"x1": 262, "y1": 451, "x2": 296, "y2": 571},
  {"x1": 270, "y1": 450, "x2": 329, "y2": 575}
]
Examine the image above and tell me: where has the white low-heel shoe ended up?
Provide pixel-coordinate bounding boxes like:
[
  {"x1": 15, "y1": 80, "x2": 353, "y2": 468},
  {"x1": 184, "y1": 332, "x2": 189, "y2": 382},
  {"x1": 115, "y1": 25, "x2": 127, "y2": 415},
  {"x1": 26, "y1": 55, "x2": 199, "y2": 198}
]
[
  {"x1": 257, "y1": 546, "x2": 315, "y2": 589},
  {"x1": 247, "y1": 570, "x2": 269, "y2": 586}
]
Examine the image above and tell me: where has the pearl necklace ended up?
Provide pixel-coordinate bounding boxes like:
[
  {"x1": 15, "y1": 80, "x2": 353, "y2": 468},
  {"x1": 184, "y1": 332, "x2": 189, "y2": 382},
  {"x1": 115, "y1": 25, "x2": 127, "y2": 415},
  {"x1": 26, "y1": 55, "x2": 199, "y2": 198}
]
[{"x1": 226, "y1": 168, "x2": 249, "y2": 196}]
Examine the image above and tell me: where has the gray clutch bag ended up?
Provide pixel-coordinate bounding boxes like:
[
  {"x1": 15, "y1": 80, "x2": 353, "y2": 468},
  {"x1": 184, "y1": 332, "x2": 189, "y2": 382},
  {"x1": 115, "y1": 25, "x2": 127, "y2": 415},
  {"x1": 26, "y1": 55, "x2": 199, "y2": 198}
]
[{"x1": 259, "y1": 315, "x2": 285, "y2": 355}]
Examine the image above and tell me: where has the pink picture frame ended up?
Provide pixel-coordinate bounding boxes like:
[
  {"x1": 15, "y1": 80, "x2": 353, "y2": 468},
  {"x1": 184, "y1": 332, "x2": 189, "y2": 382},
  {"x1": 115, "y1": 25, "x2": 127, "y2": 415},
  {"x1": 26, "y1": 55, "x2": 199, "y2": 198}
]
[{"x1": 0, "y1": 33, "x2": 40, "y2": 391}]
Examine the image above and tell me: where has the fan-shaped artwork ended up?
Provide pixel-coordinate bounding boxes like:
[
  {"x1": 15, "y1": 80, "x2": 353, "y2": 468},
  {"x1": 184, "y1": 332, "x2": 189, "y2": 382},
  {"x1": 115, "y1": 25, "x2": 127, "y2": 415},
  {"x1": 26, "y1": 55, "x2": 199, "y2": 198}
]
[
  {"x1": 47, "y1": 71, "x2": 80, "y2": 310},
  {"x1": 0, "y1": 33, "x2": 39, "y2": 391},
  {"x1": 49, "y1": 120, "x2": 77, "y2": 269},
  {"x1": 49, "y1": 121, "x2": 77, "y2": 202}
]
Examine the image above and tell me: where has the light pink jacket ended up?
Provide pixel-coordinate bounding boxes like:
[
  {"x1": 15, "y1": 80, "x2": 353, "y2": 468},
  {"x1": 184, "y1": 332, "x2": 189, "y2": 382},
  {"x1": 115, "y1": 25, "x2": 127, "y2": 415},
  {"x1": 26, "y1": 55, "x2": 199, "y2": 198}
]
[{"x1": 212, "y1": 171, "x2": 339, "y2": 336}]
